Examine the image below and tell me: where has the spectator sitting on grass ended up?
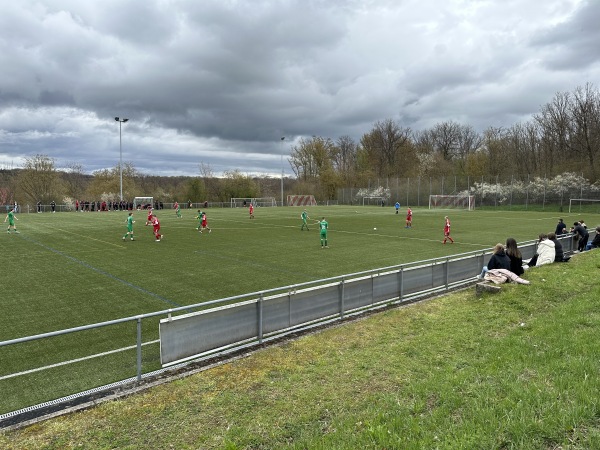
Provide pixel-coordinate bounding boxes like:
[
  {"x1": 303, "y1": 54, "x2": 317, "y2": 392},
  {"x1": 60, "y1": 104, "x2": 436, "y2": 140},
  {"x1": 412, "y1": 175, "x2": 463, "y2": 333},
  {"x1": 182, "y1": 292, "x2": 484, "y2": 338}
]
[
  {"x1": 548, "y1": 232, "x2": 570, "y2": 262},
  {"x1": 505, "y1": 237, "x2": 525, "y2": 275},
  {"x1": 478, "y1": 243, "x2": 511, "y2": 279},
  {"x1": 585, "y1": 226, "x2": 600, "y2": 250},
  {"x1": 528, "y1": 233, "x2": 555, "y2": 267}
]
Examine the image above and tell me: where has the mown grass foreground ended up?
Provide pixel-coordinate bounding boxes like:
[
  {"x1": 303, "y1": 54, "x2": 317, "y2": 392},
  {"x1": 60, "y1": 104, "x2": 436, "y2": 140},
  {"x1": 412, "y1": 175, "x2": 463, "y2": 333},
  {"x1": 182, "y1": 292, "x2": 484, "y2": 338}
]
[{"x1": 1, "y1": 250, "x2": 599, "y2": 448}]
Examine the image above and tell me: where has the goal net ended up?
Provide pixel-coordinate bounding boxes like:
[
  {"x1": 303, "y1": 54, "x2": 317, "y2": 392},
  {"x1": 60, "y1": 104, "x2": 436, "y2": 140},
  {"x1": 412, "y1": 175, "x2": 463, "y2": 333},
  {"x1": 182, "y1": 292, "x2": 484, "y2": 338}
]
[
  {"x1": 362, "y1": 196, "x2": 386, "y2": 206},
  {"x1": 429, "y1": 195, "x2": 475, "y2": 210},
  {"x1": 133, "y1": 197, "x2": 154, "y2": 209},
  {"x1": 230, "y1": 197, "x2": 277, "y2": 208},
  {"x1": 568, "y1": 198, "x2": 600, "y2": 213}
]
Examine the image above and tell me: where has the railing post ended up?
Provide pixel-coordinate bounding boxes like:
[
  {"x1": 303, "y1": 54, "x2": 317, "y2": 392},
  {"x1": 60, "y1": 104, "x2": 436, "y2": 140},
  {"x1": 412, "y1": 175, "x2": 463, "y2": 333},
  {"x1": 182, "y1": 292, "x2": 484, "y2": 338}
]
[
  {"x1": 136, "y1": 317, "x2": 142, "y2": 382},
  {"x1": 398, "y1": 266, "x2": 404, "y2": 303},
  {"x1": 257, "y1": 293, "x2": 264, "y2": 344},
  {"x1": 339, "y1": 278, "x2": 345, "y2": 319},
  {"x1": 371, "y1": 272, "x2": 376, "y2": 305},
  {"x1": 288, "y1": 288, "x2": 293, "y2": 328},
  {"x1": 445, "y1": 257, "x2": 450, "y2": 290}
]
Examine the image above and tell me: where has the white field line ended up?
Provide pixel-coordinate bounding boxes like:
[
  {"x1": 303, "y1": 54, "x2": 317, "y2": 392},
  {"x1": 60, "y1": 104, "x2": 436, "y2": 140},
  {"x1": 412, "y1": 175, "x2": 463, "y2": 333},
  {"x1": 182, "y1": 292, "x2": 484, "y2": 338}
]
[{"x1": 54, "y1": 228, "x2": 124, "y2": 248}]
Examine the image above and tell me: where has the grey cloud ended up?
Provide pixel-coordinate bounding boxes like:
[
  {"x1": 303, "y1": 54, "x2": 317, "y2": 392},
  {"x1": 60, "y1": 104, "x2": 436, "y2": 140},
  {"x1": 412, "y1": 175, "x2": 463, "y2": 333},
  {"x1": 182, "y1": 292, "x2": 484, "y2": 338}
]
[
  {"x1": 530, "y1": 0, "x2": 600, "y2": 71},
  {"x1": 1, "y1": 0, "x2": 599, "y2": 176}
]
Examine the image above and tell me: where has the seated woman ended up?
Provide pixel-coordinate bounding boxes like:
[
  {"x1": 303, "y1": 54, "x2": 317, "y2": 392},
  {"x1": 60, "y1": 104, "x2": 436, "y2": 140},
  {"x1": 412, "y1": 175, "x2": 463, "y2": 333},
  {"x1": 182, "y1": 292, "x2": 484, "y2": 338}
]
[
  {"x1": 548, "y1": 232, "x2": 569, "y2": 262},
  {"x1": 528, "y1": 233, "x2": 555, "y2": 267},
  {"x1": 505, "y1": 237, "x2": 524, "y2": 275},
  {"x1": 478, "y1": 243, "x2": 511, "y2": 279}
]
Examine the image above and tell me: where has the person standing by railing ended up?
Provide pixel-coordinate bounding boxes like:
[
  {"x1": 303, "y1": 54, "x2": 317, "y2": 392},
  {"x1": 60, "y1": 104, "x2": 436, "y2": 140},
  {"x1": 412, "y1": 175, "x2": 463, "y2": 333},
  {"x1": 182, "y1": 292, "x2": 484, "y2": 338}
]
[{"x1": 571, "y1": 222, "x2": 589, "y2": 252}]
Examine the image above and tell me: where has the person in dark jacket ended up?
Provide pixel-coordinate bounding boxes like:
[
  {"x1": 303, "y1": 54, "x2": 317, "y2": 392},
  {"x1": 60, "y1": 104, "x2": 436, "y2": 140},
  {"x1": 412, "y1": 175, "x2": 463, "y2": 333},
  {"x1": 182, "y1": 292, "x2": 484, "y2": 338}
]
[
  {"x1": 555, "y1": 218, "x2": 567, "y2": 235},
  {"x1": 505, "y1": 237, "x2": 525, "y2": 275},
  {"x1": 572, "y1": 222, "x2": 589, "y2": 252},
  {"x1": 548, "y1": 232, "x2": 569, "y2": 262},
  {"x1": 478, "y1": 243, "x2": 511, "y2": 279},
  {"x1": 586, "y1": 226, "x2": 600, "y2": 250}
]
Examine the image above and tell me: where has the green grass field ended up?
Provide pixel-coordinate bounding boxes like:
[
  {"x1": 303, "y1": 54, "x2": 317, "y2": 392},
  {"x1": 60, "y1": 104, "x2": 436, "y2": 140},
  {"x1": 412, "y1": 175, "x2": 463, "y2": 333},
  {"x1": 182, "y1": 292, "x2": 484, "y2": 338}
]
[{"x1": 1, "y1": 205, "x2": 598, "y2": 415}]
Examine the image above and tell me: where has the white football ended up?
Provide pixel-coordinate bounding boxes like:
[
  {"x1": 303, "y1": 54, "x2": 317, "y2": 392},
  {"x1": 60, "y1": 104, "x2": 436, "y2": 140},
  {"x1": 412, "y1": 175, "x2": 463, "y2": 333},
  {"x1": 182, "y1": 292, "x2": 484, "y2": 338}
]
[{"x1": 373, "y1": 227, "x2": 377, "y2": 230}]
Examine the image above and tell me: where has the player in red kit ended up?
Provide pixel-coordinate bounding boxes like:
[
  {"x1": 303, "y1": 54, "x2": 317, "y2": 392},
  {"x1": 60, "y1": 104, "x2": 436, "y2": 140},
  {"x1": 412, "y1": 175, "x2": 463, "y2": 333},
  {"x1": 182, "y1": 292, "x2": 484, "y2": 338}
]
[
  {"x1": 443, "y1": 216, "x2": 454, "y2": 244},
  {"x1": 151, "y1": 215, "x2": 163, "y2": 241},
  {"x1": 249, "y1": 203, "x2": 254, "y2": 219},
  {"x1": 405, "y1": 207, "x2": 412, "y2": 228},
  {"x1": 200, "y1": 212, "x2": 211, "y2": 233},
  {"x1": 145, "y1": 208, "x2": 153, "y2": 226}
]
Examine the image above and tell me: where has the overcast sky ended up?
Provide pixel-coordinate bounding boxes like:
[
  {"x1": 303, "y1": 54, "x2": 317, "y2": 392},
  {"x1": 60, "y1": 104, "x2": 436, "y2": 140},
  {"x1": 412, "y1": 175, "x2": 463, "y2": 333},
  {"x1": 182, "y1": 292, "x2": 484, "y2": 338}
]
[{"x1": 1, "y1": 0, "x2": 599, "y2": 177}]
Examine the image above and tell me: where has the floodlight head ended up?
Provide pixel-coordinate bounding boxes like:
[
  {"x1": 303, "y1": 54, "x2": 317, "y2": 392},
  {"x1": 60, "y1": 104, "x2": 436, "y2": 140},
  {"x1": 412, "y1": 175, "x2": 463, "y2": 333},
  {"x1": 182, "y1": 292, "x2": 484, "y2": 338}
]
[
  {"x1": 122, "y1": 118, "x2": 129, "y2": 123},
  {"x1": 115, "y1": 117, "x2": 120, "y2": 121},
  {"x1": 281, "y1": 137, "x2": 285, "y2": 140}
]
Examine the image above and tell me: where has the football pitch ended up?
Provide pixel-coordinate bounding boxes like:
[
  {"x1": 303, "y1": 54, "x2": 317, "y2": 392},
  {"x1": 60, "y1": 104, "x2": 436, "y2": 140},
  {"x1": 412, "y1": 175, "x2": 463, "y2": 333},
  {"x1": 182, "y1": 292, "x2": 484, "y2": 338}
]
[{"x1": 1, "y1": 205, "x2": 596, "y2": 414}]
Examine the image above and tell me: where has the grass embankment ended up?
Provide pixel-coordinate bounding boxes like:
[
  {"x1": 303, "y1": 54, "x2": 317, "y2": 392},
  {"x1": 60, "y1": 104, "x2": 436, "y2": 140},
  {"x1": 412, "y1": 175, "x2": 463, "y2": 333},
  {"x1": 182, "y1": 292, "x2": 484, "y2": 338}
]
[{"x1": 1, "y1": 252, "x2": 599, "y2": 448}]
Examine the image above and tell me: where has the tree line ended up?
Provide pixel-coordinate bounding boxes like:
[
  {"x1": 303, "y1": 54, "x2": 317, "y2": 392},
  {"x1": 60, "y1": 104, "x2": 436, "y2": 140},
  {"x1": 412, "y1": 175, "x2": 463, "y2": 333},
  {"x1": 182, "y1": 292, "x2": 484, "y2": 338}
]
[
  {"x1": 289, "y1": 83, "x2": 600, "y2": 199},
  {"x1": 1, "y1": 83, "x2": 598, "y2": 206},
  {"x1": 0, "y1": 159, "x2": 280, "y2": 207}
]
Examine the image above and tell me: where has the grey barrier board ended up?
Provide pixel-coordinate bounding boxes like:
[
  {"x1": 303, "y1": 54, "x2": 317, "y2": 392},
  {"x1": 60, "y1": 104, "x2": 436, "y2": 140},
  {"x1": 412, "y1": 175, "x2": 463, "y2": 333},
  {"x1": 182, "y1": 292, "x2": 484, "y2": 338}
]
[
  {"x1": 402, "y1": 265, "x2": 436, "y2": 295},
  {"x1": 431, "y1": 262, "x2": 447, "y2": 287},
  {"x1": 449, "y1": 256, "x2": 482, "y2": 283},
  {"x1": 343, "y1": 277, "x2": 376, "y2": 310},
  {"x1": 289, "y1": 284, "x2": 340, "y2": 326},
  {"x1": 261, "y1": 293, "x2": 292, "y2": 334},
  {"x1": 160, "y1": 300, "x2": 258, "y2": 365},
  {"x1": 372, "y1": 272, "x2": 400, "y2": 303},
  {"x1": 521, "y1": 243, "x2": 537, "y2": 260}
]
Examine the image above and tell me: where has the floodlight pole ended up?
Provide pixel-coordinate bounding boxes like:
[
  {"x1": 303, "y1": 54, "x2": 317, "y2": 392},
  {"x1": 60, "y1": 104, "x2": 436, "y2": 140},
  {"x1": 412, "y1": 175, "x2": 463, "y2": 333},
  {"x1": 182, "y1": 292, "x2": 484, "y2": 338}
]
[
  {"x1": 115, "y1": 117, "x2": 129, "y2": 202},
  {"x1": 280, "y1": 137, "x2": 285, "y2": 207}
]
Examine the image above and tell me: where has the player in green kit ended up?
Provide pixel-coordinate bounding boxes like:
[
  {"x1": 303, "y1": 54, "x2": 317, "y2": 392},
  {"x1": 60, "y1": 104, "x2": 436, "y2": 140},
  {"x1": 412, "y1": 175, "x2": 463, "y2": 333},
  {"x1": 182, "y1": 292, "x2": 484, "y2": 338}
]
[
  {"x1": 301, "y1": 209, "x2": 310, "y2": 230},
  {"x1": 318, "y1": 217, "x2": 328, "y2": 248},
  {"x1": 123, "y1": 212, "x2": 135, "y2": 241},
  {"x1": 4, "y1": 209, "x2": 19, "y2": 233}
]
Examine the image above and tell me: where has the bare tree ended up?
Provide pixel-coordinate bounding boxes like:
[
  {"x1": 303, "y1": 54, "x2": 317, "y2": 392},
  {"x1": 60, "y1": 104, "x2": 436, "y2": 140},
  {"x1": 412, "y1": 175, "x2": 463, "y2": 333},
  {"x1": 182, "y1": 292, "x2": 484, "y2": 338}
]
[
  {"x1": 455, "y1": 124, "x2": 483, "y2": 172},
  {"x1": 289, "y1": 136, "x2": 336, "y2": 181},
  {"x1": 569, "y1": 83, "x2": 600, "y2": 178},
  {"x1": 62, "y1": 162, "x2": 88, "y2": 200},
  {"x1": 534, "y1": 91, "x2": 572, "y2": 175},
  {"x1": 332, "y1": 135, "x2": 358, "y2": 185},
  {"x1": 360, "y1": 119, "x2": 411, "y2": 177},
  {"x1": 17, "y1": 154, "x2": 63, "y2": 204}
]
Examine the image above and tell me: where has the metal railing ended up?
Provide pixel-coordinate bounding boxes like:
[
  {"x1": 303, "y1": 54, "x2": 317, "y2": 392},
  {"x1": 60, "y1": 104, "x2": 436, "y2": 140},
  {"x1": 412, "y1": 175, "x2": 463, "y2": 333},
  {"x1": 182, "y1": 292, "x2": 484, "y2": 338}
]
[{"x1": 0, "y1": 233, "x2": 585, "y2": 423}]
